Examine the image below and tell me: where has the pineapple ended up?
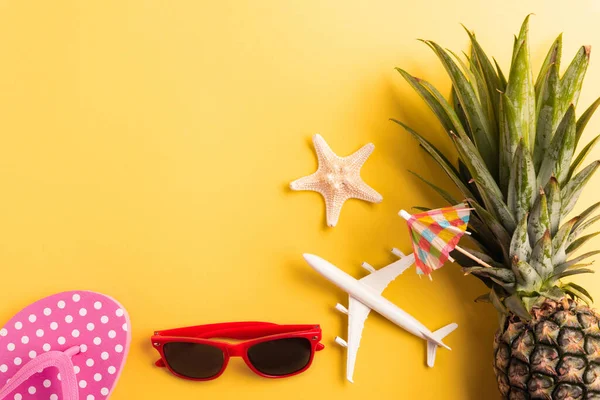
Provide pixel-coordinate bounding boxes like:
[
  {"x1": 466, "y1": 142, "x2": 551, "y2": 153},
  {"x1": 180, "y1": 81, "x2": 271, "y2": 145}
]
[{"x1": 394, "y1": 16, "x2": 600, "y2": 399}]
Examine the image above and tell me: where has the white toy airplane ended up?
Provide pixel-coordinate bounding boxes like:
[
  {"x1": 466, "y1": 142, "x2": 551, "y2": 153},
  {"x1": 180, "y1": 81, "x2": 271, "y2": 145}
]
[{"x1": 302, "y1": 250, "x2": 458, "y2": 383}]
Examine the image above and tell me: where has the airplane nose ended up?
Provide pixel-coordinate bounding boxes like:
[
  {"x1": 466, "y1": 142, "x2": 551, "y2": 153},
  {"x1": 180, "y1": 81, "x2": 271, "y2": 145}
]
[
  {"x1": 303, "y1": 254, "x2": 339, "y2": 280},
  {"x1": 302, "y1": 253, "x2": 321, "y2": 266}
]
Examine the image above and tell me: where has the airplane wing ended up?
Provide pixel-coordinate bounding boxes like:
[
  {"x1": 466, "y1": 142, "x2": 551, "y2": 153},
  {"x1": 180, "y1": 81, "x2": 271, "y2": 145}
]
[
  {"x1": 341, "y1": 251, "x2": 416, "y2": 382},
  {"x1": 358, "y1": 252, "x2": 415, "y2": 294},
  {"x1": 345, "y1": 296, "x2": 370, "y2": 383}
]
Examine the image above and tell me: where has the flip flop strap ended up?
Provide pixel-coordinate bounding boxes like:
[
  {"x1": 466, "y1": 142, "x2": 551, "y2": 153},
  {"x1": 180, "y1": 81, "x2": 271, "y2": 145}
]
[{"x1": 0, "y1": 346, "x2": 80, "y2": 400}]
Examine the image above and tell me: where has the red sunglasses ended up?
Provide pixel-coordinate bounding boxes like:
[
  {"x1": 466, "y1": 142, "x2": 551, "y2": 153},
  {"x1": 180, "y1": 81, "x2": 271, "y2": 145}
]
[{"x1": 151, "y1": 322, "x2": 324, "y2": 380}]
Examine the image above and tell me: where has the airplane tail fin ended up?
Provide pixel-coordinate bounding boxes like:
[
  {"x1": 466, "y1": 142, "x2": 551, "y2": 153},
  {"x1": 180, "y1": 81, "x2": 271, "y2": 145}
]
[{"x1": 426, "y1": 323, "x2": 458, "y2": 367}]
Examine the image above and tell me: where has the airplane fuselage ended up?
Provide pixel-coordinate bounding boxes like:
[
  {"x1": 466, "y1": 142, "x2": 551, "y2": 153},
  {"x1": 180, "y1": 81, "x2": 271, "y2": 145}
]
[{"x1": 305, "y1": 254, "x2": 447, "y2": 348}]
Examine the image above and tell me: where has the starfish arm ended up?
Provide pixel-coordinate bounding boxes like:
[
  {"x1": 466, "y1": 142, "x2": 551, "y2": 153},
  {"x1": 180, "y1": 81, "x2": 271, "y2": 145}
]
[
  {"x1": 312, "y1": 134, "x2": 340, "y2": 168},
  {"x1": 345, "y1": 142, "x2": 375, "y2": 170},
  {"x1": 292, "y1": 134, "x2": 381, "y2": 227},
  {"x1": 349, "y1": 179, "x2": 383, "y2": 203},
  {"x1": 324, "y1": 190, "x2": 350, "y2": 227},
  {"x1": 290, "y1": 174, "x2": 325, "y2": 192}
]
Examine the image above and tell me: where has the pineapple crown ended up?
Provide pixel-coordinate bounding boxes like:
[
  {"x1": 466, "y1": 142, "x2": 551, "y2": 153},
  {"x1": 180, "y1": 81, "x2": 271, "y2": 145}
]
[{"x1": 394, "y1": 15, "x2": 600, "y2": 322}]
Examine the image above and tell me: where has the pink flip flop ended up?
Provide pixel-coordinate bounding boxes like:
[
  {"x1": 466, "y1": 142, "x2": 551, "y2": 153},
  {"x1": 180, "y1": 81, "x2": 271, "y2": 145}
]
[{"x1": 0, "y1": 291, "x2": 131, "y2": 400}]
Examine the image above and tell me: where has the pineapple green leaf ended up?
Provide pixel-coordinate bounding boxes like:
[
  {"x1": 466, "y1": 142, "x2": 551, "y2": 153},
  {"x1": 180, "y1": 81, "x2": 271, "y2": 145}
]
[
  {"x1": 458, "y1": 159, "x2": 483, "y2": 204},
  {"x1": 493, "y1": 58, "x2": 507, "y2": 89},
  {"x1": 506, "y1": 16, "x2": 536, "y2": 150},
  {"x1": 448, "y1": 131, "x2": 498, "y2": 195},
  {"x1": 561, "y1": 286, "x2": 591, "y2": 305},
  {"x1": 557, "y1": 45, "x2": 591, "y2": 118},
  {"x1": 538, "y1": 286, "x2": 564, "y2": 302},
  {"x1": 474, "y1": 293, "x2": 491, "y2": 303},
  {"x1": 511, "y1": 15, "x2": 532, "y2": 69},
  {"x1": 451, "y1": 50, "x2": 481, "y2": 98},
  {"x1": 517, "y1": 15, "x2": 531, "y2": 43},
  {"x1": 492, "y1": 57, "x2": 508, "y2": 93},
  {"x1": 467, "y1": 267, "x2": 516, "y2": 284},
  {"x1": 553, "y1": 262, "x2": 594, "y2": 278},
  {"x1": 459, "y1": 232, "x2": 498, "y2": 258},
  {"x1": 520, "y1": 296, "x2": 542, "y2": 312},
  {"x1": 530, "y1": 231, "x2": 554, "y2": 280},
  {"x1": 561, "y1": 160, "x2": 600, "y2": 218},
  {"x1": 504, "y1": 293, "x2": 531, "y2": 321},
  {"x1": 489, "y1": 287, "x2": 507, "y2": 311},
  {"x1": 511, "y1": 34, "x2": 521, "y2": 71},
  {"x1": 510, "y1": 215, "x2": 531, "y2": 261},
  {"x1": 558, "y1": 251, "x2": 600, "y2": 271},
  {"x1": 391, "y1": 119, "x2": 477, "y2": 201},
  {"x1": 395, "y1": 69, "x2": 459, "y2": 136},
  {"x1": 489, "y1": 287, "x2": 509, "y2": 327},
  {"x1": 508, "y1": 140, "x2": 537, "y2": 222},
  {"x1": 528, "y1": 190, "x2": 550, "y2": 245},
  {"x1": 466, "y1": 198, "x2": 511, "y2": 263},
  {"x1": 421, "y1": 40, "x2": 498, "y2": 174},
  {"x1": 564, "y1": 262, "x2": 594, "y2": 269},
  {"x1": 451, "y1": 88, "x2": 472, "y2": 140},
  {"x1": 408, "y1": 170, "x2": 457, "y2": 204},
  {"x1": 537, "y1": 105, "x2": 577, "y2": 188},
  {"x1": 489, "y1": 279, "x2": 516, "y2": 292},
  {"x1": 452, "y1": 248, "x2": 488, "y2": 269},
  {"x1": 473, "y1": 173, "x2": 517, "y2": 236},
  {"x1": 567, "y1": 134, "x2": 600, "y2": 182},
  {"x1": 512, "y1": 258, "x2": 542, "y2": 291},
  {"x1": 569, "y1": 215, "x2": 600, "y2": 245},
  {"x1": 566, "y1": 231, "x2": 600, "y2": 255},
  {"x1": 534, "y1": 64, "x2": 559, "y2": 171},
  {"x1": 552, "y1": 217, "x2": 579, "y2": 265},
  {"x1": 469, "y1": 37, "x2": 477, "y2": 73},
  {"x1": 551, "y1": 268, "x2": 594, "y2": 282},
  {"x1": 461, "y1": 51, "x2": 497, "y2": 133},
  {"x1": 572, "y1": 201, "x2": 600, "y2": 231},
  {"x1": 421, "y1": 79, "x2": 475, "y2": 139},
  {"x1": 499, "y1": 94, "x2": 521, "y2": 195},
  {"x1": 534, "y1": 33, "x2": 562, "y2": 100},
  {"x1": 452, "y1": 133, "x2": 515, "y2": 232},
  {"x1": 462, "y1": 26, "x2": 502, "y2": 123},
  {"x1": 576, "y1": 96, "x2": 600, "y2": 146},
  {"x1": 458, "y1": 159, "x2": 471, "y2": 183},
  {"x1": 458, "y1": 231, "x2": 499, "y2": 262},
  {"x1": 563, "y1": 282, "x2": 594, "y2": 303},
  {"x1": 458, "y1": 247, "x2": 505, "y2": 268},
  {"x1": 464, "y1": 213, "x2": 507, "y2": 259},
  {"x1": 544, "y1": 177, "x2": 562, "y2": 236}
]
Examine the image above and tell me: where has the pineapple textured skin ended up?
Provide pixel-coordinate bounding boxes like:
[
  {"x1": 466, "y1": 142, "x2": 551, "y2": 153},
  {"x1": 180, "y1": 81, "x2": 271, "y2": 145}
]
[{"x1": 495, "y1": 299, "x2": 600, "y2": 399}]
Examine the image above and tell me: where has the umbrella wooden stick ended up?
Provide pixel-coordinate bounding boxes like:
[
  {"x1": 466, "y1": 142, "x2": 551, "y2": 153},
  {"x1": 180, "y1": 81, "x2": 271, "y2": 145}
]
[
  {"x1": 453, "y1": 245, "x2": 494, "y2": 269},
  {"x1": 433, "y1": 223, "x2": 494, "y2": 269}
]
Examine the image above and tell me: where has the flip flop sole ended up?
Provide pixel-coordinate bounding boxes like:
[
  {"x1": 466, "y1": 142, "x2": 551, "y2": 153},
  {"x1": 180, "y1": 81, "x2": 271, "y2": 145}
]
[{"x1": 0, "y1": 291, "x2": 131, "y2": 399}]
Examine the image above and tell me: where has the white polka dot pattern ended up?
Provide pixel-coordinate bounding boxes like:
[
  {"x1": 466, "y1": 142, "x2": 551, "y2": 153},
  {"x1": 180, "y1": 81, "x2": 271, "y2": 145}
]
[{"x1": 0, "y1": 291, "x2": 131, "y2": 399}]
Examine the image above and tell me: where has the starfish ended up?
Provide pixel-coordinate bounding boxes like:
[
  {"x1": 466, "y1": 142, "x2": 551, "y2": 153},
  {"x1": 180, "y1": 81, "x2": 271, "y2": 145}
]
[{"x1": 290, "y1": 134, "x2": 383, "y2": 227}]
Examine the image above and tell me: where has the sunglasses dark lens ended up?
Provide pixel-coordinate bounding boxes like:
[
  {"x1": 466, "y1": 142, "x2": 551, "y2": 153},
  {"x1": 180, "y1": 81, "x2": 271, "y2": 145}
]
[
  {"x1": 163, "y1": 342, "x2": 225, "y2": 379},
  {"x1": 247, "y1": 337, "x2": 312, "y2": 376}
]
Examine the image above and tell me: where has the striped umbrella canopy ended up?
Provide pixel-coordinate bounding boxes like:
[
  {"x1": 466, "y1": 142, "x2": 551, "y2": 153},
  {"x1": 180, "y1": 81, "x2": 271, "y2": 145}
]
[{"x1": 403, "y1": 203, "x2": 471, "y2": 276}]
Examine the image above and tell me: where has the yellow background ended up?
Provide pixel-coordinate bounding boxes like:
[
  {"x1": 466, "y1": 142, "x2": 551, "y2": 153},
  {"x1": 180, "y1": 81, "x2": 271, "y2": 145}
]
[{"x1": 0, "y1": 1, "x2": 599, "y2": 399}]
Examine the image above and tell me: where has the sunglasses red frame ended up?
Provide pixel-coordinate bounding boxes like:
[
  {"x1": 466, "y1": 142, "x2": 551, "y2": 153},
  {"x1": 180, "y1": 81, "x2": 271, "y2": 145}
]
[{"x1": 151, "y1": 321, "x2": 324, "y2": 380}]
